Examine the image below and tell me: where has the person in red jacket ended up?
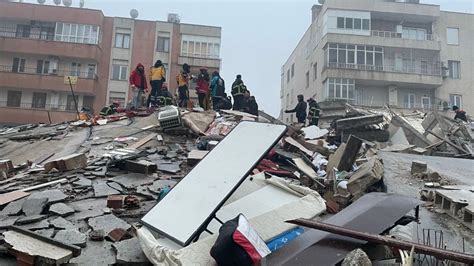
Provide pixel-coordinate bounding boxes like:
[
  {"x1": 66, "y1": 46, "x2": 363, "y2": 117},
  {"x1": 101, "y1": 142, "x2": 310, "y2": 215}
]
[
  {"x1": 129, "y1": 63, "x2": 148, "y2": 109},
  {"x1": 196, "y1": 68, "x2": 210, "y2": 110}
]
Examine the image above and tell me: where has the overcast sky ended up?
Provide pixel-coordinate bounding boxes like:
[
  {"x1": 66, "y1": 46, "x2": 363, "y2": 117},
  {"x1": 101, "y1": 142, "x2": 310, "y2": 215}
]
[{"x1": 25, "y1": 0, "x2": 474, "y2": 116}]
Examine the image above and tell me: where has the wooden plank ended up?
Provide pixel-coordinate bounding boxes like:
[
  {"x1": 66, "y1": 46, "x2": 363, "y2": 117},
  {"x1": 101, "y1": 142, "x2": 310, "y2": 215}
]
[
  {"x1": 0, "y1": 190, "x2": 29, "y2": 206},
  {"x1": 129, "y1": 133, "x2": 157, "y2": 149}
]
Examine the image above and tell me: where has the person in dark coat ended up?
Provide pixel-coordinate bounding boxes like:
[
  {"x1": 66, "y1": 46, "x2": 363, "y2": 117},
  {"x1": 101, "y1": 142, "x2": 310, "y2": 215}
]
[
  {"x1": 210, "y1": 71, "x2": 225, "y2": 110},
  {"x1": 247, "y1": 96, "x2": 259, "y2": 116},
  {"x1": 307, "y1": 97, "x2": 321, "y2": 126},
  {"x1": 452, "y1": 106, "x2": 467, "y2": 122},
  {"x1": 231, "y1": 74, "x2": 247, "y2": 111},
  {"x1": 285, "y1": 94, "x2": 307, "y2": 124}
]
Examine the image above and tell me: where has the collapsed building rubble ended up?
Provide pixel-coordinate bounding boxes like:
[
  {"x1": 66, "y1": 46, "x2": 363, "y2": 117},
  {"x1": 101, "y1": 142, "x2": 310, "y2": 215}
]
[{"x1": 0, "y1": 104, "x2": 472, "y2": 265}]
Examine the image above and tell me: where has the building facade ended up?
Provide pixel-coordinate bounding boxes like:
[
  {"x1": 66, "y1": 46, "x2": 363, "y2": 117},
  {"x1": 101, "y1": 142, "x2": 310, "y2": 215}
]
[
  {"x1": 0, "y1": 1, "x2": 221, "y2": 124},
  {"x1": 280, "y1": 0, "x2": 473, "y2": 123}
]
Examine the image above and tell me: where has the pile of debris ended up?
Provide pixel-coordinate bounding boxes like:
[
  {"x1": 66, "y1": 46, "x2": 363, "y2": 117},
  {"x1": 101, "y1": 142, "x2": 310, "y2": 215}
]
[{"x1": 0, "y1": 104, "x2": 472, "y2": 266}]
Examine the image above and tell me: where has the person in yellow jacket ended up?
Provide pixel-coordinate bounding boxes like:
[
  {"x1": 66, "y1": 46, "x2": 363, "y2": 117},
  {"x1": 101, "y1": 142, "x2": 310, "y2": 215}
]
[
  {"x1": 176, "y1": 63, "x2": 192, "y2": 108},
  {"x1": 147, "y1": 60, "x2": 166, "y2": 107}
]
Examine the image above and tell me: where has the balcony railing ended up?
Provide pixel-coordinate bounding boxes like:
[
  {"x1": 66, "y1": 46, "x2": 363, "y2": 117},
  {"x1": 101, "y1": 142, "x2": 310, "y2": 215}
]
[
  {"x1": 371, "y1": 30, "x2": 436, "y2": 41},
  {"x1": 0, "y1": 101, "x2": 79, "y2": 112},
  {"x1": 326, "y1": 60, "x2": 441, "y2": 76},
  {"x1": 325, "y1": 98, "x2": 443, "y2": 111},
  {"x1": 0, "y1": 65, "x2": 98, "y2": 79},
  {"x1": 0, "y1": 26, "x2": 55, "y2": 41}
]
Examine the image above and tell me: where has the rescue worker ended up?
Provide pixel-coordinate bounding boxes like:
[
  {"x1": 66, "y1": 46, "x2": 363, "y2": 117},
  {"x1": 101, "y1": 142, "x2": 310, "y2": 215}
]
[
  {"x1": 176, "y1": 63, "x2": 191, "y2": 108},
  {"x1": 100, "y1": 101, "x2": 119, "y2": 116},
  {"x1": 307, "y1": 97, "x2": 321, "y2": 126},
  {"x1": 210, "y1": 71, "x2": 225, "y2": 110},
  {"x1": 452, "y1": 106, "x2": 467, "y2": 122},
  {"x1": 158, "y1": 83, "x2": 174, "y2": 106},
  {"x1": 215, "y1": 93, "x2": 232, "y2": 111},
  {"x1": 196, "y1": 68, "x2": 210, "y2": 110},
  {"x1": 285, "y1": 94, "x2": 307, "y2": 124},
  {"x1": 231, "y1": 74, "x2": 247, "y2": 111},
  {"x1": 247, "y1": 96, "x2": 259, "y2": 116},
  {"x1": 129, "y1": 63, "x2": 148, "y2": 109},
  {"x1": 148, "y1": 60, "x2": 166, "y2": 107}
]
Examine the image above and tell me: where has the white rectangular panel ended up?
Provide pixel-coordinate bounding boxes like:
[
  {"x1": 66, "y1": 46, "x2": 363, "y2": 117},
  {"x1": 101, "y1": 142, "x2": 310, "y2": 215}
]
[{"x1": 141, "y1": 122, "x2": 287, "y2": 246}]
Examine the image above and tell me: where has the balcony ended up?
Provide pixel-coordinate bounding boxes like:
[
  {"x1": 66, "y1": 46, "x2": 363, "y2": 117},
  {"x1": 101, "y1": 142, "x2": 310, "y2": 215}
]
[
  {"x1": 0, "y1": 65, "x2": 98, "y2": 94},
  {"x1": 323, "y1": 61, "x2": 443, "y2": 87},
  {"x1": 323, "y1": 31, "x2": 441, "y2": 51},
  {"x1": 178, "y1": 54, "x2": 221, "y2": 69},
  {"x1": 0, "y1": 27, "x2": 102, "y2": 60}
]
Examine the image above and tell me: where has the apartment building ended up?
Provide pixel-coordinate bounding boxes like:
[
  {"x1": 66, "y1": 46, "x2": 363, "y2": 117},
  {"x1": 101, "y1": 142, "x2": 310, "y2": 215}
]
[
  {"x1": 280, "y1": 0, "x2": 473, "y2": 123},
  {"x1": 0, "y1": 1, "x2": 221, "y2": 124}
]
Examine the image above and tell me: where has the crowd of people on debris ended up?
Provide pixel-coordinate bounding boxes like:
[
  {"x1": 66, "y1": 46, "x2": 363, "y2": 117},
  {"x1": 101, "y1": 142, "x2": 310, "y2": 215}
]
[{"x1": 100, "y1": 61, "x2": 259, "y2": 117}]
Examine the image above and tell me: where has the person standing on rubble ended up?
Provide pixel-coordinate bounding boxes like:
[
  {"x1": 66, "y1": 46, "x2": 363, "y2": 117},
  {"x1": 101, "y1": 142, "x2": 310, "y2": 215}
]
[
  {"x1": 176, "y1": 63, "x2": 192, "y2": 108},
  {"x1": 452, "y1": 106, "x2": 467, "y2": 122},
  {"x1": 148, "y1": 60, "x2": 166, "y2": 108},
  {"x1": 285, "y1": 94, "x2": 307, "y2": 124},
  {"x1": 231, "y1": 74, "x2": 248, "y2": 111},
  {"x1": 196, "y1": 68, "x2": 210, "y2": 110},
  {"x1": 247, "y1": 96, "x2": 259, "y2": 116},
  {"x1": 158, "y1": 83, "x2": 175, "y2": 106},
  {"x1": 129, "y1": 63, "x2": 148, "y2": 109},
  {"x1": 307, "y1": 97, "x2": 321, "y2": 126},
  {"x1": 210, "y1": 71, "x2": 226, "y2": 110}
]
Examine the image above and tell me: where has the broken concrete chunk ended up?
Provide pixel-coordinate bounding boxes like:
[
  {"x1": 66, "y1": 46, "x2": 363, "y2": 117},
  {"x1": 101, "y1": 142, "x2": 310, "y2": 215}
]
[
  {"x1": 0, "y1": 198, "x2": 26, "y2": 216},
  {"x1": 88, "y1": 214, "x2": 131, "y2": 235},
  {"x1": 69, "y1": 238, "x2": 116, "y2": 266},
  {"x1": 54, "y1": 229, "x2": 87, "y2": 248},
  {"x1": 15, "y1": 214, "x2": 47, "y2": 225},
  {"x1": 157, "y1": 163, "x2": 181, "y2": 174},
  {"x1": 93, "y1": 182, "x2": 120, "y2": 198},
  {"x1": 411, "y1": 160, "x2": 428, "y2": 175},
  {"x1": 111, "y1": 173, "x2": 154, "y2": 189},
  {"x1": 22, "y1": 197, "x2": 48, "y2": 216},
  {"x1": 67, "y1": 198, "x2": 106, "y2": 221},
  {"x1": 73, "y1": 177, "x2": 92, "y2": 187},
  {"x1": 35, "y1": 228, "x2": 56, "y2": 238},
  {"x1": 187, "y1": 150, "x2": 209, "y2": 166},
  {"x1": 125, "y1": 160, "x2": 157, "y2": 175},
  {"x1": 49, "y1": 203, "x2": 75, "y2": 217},
  {"x1": 3, "y1": 230, "x2": 73, "y2": 265},
  {"x1": 347, "y1": 158, "x2": 384, "y2": 199},
  {"x1": 0, "y1": 216, "x2": 19, "y2": 229},
  {"x1": 147, "y1": 180, "x2": 177, "y2": 194},
  {"x1": 89, "y1": 229, "x2": 105, "y2": 241},
  {"x1": 113, "y1": 237, "x2": 150, "y2": 264},
  {"x1": 341, "y1": 248, "x2": 372, "y2": 266},
  {"x1": 50, "y1": 217, "x2": 75, "y2": 230},
  {"x1": 28, "y1": 189, "x2": 67, "y2": 204},
  {"x1": 17, "y1": 219, "x2": 50, "y2": 230},
  {"x1": 44, "y1": 153, "x2": 87, "y2": 172},
  {"x1": 107, "y1": 182, "x2": 125, "y2": 193}
]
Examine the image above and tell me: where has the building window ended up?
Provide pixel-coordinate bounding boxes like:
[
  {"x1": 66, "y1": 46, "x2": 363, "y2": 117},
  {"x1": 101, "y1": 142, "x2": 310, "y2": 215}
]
[
  {"x1": 112, "y1": 61, "x2": 128, "y2": 80},
  {"x1": 305, "y1": 71, "x2": 310, "y2": 88},
  {"x1": 362, "y1": 19, "x2": 370, "y2": 30},
  {"x1": 354, "y1": 18, "x2": 362, "y2": 30},
  {"x1": 109, "y1": 92, "x2": 126, "y2": 106},
  {"x1": 36, "y1": 60, "x2": 50, "y2": 74},
  {"x1": 55, "y1": 22, "x2": 99, "y2": 44},
  {"x1": 115, "y1": 33, "x2": 130, "y2": 49},
  {"x1": 7, "y1": 91, "x2": 22, "y2": 107},
  {"x1": 345, "y1": 18, "x2": 353, "y2": 29},
  {"x1": 181, "y1": 35, "x2": 220, "y2": 58},
  {"x1": 327, "y1": 43, "x2": 383, "y2": 68},
  {"x1": 326, "y1": 78, "x2": 355, "y2": 100},
  {"x1": 337, "y1": 17, "x2": 369, "y2": 30},
  {"x1": 157, "y1": 35, "x2": 170, "y2": 52},
  {"x1": 70, "y1": 62, "x2": 82, "y2": 76},
  {"x1": 66, "y1": 95, "x2": 79, "y2": 111},
  {"x1": 32, "y1": 92, "x2": 47, "y2": 109},
  {"x1": 446, "y1": 28, "x2": 459, "y2": 45},
  {"x1": 448, "y1": 60, "x2": 460, "y2": 79},
  {"x1": 337, "y1": 17, "x2": 345, "y2": 29},
  {"x1": 87, "y1": 64, "x2": 96, "y2": 79},
  {"x1": 83, "y1": 96, "x2": 94, "y2": 109},
  {"x1": 12, "y1": 58, "x2": 26, "y2": 73},
  {"x1": 402, "y1": 27, "x2": 426, "y2": 41},
  {"x1": 286, "y1": 69, "x2": 290, "y2": 83},
  {"x1": 313, "y1": 63, "x2": 317, "y2": 80},
  {"x1": 291, "y1": 63, "x2": 295, "y2": 77},
  {"x1": 16, "y1": 25, "x2": 31, "y2": 38},
  {"x1": 449, "y1": 94, "x2": 462, "y2": 108}
]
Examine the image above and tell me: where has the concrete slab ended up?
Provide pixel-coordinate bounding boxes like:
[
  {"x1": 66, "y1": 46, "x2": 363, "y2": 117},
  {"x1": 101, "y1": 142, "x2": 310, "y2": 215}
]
[
  {"x1": 49, "y1": 203, "x2": 75, "y2": 217},
  {"x1": 50, "y1": 217, "x2": 76, "y2": 230},
  {"x1": 157, "y1": 163, "x2": 181, "y2": 174},
  {"x1": 15, "y1": 214, "x2": 47, "y2": 225},
  {"x1": 73, "y1": 177, "x2": 92, "y2": 187},
  {"x1": 67, "y1": 198, "x2": 106, "y2": 221},
  {"x1": 88, "y1": 214, "x2": 130, "y2": 235},
  {"x1": 22, "y1": 197, "x2": 48, "y2": 216},
  {"x1": 113, "y1": 237, "x2": 150, "y2": 265},
  {"x1": 107, "y1": 182, "x2": 125, "y2": 193},
  {"x1": 93, "y1": 182, "x2": 120, "y2": 198},
  {"x1": 0, "y1": 216, "x2": 19, "y2": 229},
  {"x1": 28, "y1": 189, "x2": 67, "y2": 204},
  {"x1": 147, "y1": 180, "x2": 177, "y2": 194},
  {"x1": 17, "y1": 219, "x2": 50, "y2": 230},
  {"x1": 0, "y1": 198, "x2": 26, "y2": 216},
  {"x1": 111, "y1": 173, "x2": 154, "y2": 189},
  {"x1": 68, "y1": 240, "x2": 116, "y2": 266},
  {"x1": 35, "y1": 228, "x2": 55, "y2": 238},
  {"x1": 54, "y1": 229, "x2": 87, "y2": 247}
]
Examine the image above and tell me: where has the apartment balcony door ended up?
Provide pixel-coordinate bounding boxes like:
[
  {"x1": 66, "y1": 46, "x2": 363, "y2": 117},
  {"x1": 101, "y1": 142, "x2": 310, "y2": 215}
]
[
  {"x1": 421, "y1": 96, "x2": 431, "y2": 110},
  {"x1": 394, "y1": 53, "x2": 403, "y2": 72},
  {"x1": 403, "y1": 93, "x2": 416, "y2": 109}
]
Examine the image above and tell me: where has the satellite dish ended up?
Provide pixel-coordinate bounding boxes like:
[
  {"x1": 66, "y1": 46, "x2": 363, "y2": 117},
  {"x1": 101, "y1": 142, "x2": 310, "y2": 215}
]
[
  {"x1": 53, "y1": 0, "x2": 61, "y2": 5},
  {"x1": 37, "y1": 0, "x2": 46, "y2": 4},
  {"x1": 79, "y1": 0, "x2": 84, "y2": 8},
  {"x1": 62, "y1": 0, "x2": 72, "y2": 7},
  {"x1": 318, "y1": 0, "x2": 325, "y2": 4},
  {"x1": 130, "y1": 9, "x2": 139, "y2": 19}
]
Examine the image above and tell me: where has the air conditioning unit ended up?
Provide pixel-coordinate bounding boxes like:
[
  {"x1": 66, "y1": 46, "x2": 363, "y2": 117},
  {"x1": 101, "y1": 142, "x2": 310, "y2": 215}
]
[
  {"x1": 157, "y1": 106, "x2": 181, "y2": 129},
  {"x1": 167, "y1": 13, "x2": 180, "y2": 24}
]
